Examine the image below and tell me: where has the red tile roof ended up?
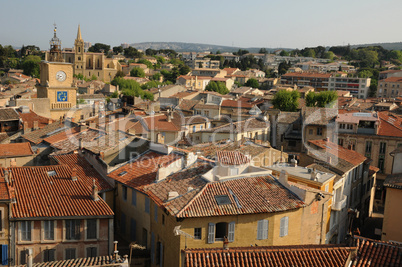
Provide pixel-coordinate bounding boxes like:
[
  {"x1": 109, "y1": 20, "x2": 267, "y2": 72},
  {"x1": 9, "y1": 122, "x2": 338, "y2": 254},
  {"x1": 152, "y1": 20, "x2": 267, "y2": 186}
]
[
  {"x1": 377, "y1": 111, "x2": 402, "y2": 137},
  {"x1": 221, "y1": 99, "x2": 254, "y2": 109},
  {"x1": 1, "y1": 166, "x2": 114, "y2": 219},
  {"x1": 43, "y1": 127, "x2": 81, "y2": 144},
  {"x1": 128, "y1": 114, "x2": 181, "y2": 133},
  {"x1": 282, "y1": 72, "x2": 332, "y2": 78},
  {"x1": 216, "y1": 151, "x2": 250, "y2": 166},
  {"x1": 0, "y1": 177, "x2": 11, "y2": 201},
  {"x1": 0, "y1": 142, "x2": 34, "y2": 158},
  {"x1": 184, "y1": 245, "x2": 353, "y2": 267},
  {"x1": 380, "y1": 77, "x2": 402, "y2": 83},
  {"x1": 308, "y1": 139, "x2": 367, "y2": 166},
  {"x1": 17, "y1": 255, "x2": 114, "y2": 267},
  {"x1": 352, "y1": 236, "x2": 402, "y2": 267},
  {"x1": 108, "y1": 151, "x2": 182, "y2": 192},
  {"x1": 18, "y1": 110, "x2": 51, "y2": 129},
  {"x1": 51, "y1": 153, "x2": 112, "y2": 192}
]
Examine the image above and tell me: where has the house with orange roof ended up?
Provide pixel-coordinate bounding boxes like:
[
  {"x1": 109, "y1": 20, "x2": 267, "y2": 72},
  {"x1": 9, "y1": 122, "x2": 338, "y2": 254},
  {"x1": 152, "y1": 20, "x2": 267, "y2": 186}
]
[
  {"x1": 1, "y1": 163, "x2": 114, "y2": 265},
  {"x1": 281, "y1": 72, "x2": 332, "y2": 91},
  {"x1": 377, "y1": 76, "x2": 402, "y2": 98},
  {"x1": 176, "y1": 75, "x2": 211, "y2": 90},
  {"x1": 140, "y1": 150, "x2": 333, "y2": 266},
  {"x1": 303, "y1": 138, "x2": 374, "y2": 243},
  {"x1": 0, "y1": 143, "x2": 35, "y2": 167}
]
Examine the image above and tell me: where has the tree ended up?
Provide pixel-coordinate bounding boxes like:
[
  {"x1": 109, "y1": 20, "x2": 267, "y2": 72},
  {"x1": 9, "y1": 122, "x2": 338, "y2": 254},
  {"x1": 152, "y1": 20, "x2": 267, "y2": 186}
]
[
  {"x1": 124, "y1": 47, "x2": 142, "y2": 58},
  {"x1": 205, "y1": 81, "x2": 229, "y2": 95},
  {"x1": 358, "y1": 70, "x2": 373, "y2": 78},
  {"x1": 21, "y1": 55, "x2": 41, "y2": 77},
  {"x1": 280, "y1": 50, "x2": 289, "y2": 56},
  {"x1": 272, "y1": 90, "x2": 300, "y2": 112},
  {"x1": 88, "y1": 43, "x2": 111, "y2": 54},
  {"x1": 114, "y1": 70, "x2": 125, "y2": 78},
  {"x1": 179, "y1": 64, "x2": 191, "y2": 75},
  {"x1": 259, "y1": 48, "x2": 268, "y2": 54},
  {"x1": 323, "y1": 51, "x2": 335, "y2": 60},
  {"x1": 110, "y1": 91, "x2": 119, "y2": 98},
  {"x1": 245, "y1": 78, "x2": 259, "y2": 88},
  {"x1": 150, "y1": 73, "x2": 161, "y2": 81},
  {"x1": 130, "y1": 67, "x2": 145, "y2": 77},
  {"x1": 278, "y1": 61, "x2": 291, "y2": 75},
  {"x1": 315, "y1": 91, "x2": 338, "y2": 107},
  {"x1": 91, "y1": 74, "x2": 97, "y2": 81},
  {"x1": 113, "y1": 46, "x2": 123, "y2": 55},
  {"x1": 305, "y1": 91, "x2": 317, "y2": 107}
]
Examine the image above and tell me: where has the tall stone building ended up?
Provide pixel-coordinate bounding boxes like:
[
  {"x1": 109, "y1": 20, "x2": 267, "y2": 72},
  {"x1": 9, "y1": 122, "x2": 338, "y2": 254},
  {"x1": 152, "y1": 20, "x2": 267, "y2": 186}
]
[{"x1": 45, "y1": 25, "x2": 122, "y2": 83}]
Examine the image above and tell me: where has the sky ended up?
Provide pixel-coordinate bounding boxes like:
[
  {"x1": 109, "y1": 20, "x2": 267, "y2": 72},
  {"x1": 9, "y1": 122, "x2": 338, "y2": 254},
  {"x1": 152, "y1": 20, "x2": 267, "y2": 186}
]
[{"x1": 1, "y1": 0, "x2": 402, "y2": 51}]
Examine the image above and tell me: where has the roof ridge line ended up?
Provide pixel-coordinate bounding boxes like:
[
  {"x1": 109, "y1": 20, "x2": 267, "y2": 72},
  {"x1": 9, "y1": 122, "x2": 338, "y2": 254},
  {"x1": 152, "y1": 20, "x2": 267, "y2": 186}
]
[{"x1": 176, "y1": 183, "x2": 209, "y2": 217}]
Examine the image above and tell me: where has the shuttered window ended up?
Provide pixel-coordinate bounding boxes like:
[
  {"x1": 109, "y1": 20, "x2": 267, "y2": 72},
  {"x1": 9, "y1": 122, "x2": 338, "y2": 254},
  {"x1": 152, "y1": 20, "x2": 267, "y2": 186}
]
[
  {"x1": 86, "y1": 219, "x2": 97, "y2": 240},
  {"x1": 208, "y1": 223, "x2": 215, "y2": 243},
  {"x1": 257, "y1": 220, "x2": 269, "y2": 240},
  {"x1": 44, "y1": 221, "x2": 54, "y2": 240},
  {"x1": 1, "y1": 245, "x2": 8, "y2": 265},
  {"x1": 44, "y1": 249, "x2": 55, "y2": 262},
  {"x1": 21, "y1": 221, "x2": 31, "y2": 241},
  {"x1": 280, "y1": 216, "x2": 289, "y2": 237},
  {"x1": 151, "y1": 232, "x2": 155, "y2": 264},
  {"x1": 65, "y1": 220, "x2": 80, "y2": 240},
  {"x1": 228, "y1": 222, "x2": 235, "y2": 242}
]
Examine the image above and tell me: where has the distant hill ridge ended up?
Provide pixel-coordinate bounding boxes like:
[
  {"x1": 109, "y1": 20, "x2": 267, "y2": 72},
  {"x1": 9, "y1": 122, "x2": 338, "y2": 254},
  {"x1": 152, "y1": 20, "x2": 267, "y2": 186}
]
[{"x1": 130, "y1": 41, "x2": 402, "y2": 53}]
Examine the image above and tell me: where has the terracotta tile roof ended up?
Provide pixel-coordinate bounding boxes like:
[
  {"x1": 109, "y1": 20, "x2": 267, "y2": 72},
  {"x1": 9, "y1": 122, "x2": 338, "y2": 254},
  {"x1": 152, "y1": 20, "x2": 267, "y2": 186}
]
[
  {"x1": 377, "y1": 111, "x2": 402, "y2": 137},
  {"x1": 352, "y1": 236, "x2": 402, "y2": 267},
  {"x1": 223, "y1": 68, "x2": 240, "y2": 76},
  {"x1": 200, "y1": 118, "x2": 269, "y2": 134},
  {"x1": 1, "y1": 166, "x2": 114, "y2": 219},
  {"x1": 221, "y1": 99, "x2": 254, "y2": 109},
  {"x1": 177, "y1": 75, "x2": 211, "y2": 81},
  {"x1": 0, "y1": 142, "x2": 34, "y2": 158},
  {"x1": 127, "y1": 114, "x2": 181, "y2": 133},
  {"x1": 51, "y1": 153, "x2": 112, "y2": 192},
  {"x1": 17, "y1": 255, "x2": 114, "y2": 267},
  {"x1": 194, "y1": 103, "x2": 220, "y2": 110},
  {"x1": 108, "y1": 151, "x2": 182, "y2": 192},
  {"x1": 183, "y1": 115, "x2": 209, "y2": 125},
  {"x1": 169, "y1": 91, "x2": 199, "y2": 99},
  {"x1": 22, "y1": 121, "x2": 76, "y2": 144},
  {"x1": 18, "y1": 110, "x2": 51, "y2": 129},
  {"x1": 184, "y1": 245, "x2": 353, "y2": 267},
  {"x1": 0, "y1": 177, "x2": 11, "y2": 201},
  {"x1": 50, "y1": 129, "x2": 106, "y2": 155},
  {"x1": 43, "y1": 127, "x2": 81, "y2": 144},
  {"x1": 380, "y1": 77, "x2": 402, "y2": 83},
  {"x1": 368, "y1": 165, "x2": 380, "y2": 177},
  {"x1": 383, "y1": 173, "x2": 402, "y2": 190},
  {"x1": 302, "y1": 107, "x2": 338, "y2": 125},
  {"x1": 308, "y1": 139, "x2": 367, "y2": 166},
  {"x1": 0, "y1": 108, "x2": 19, "y2": 121},
  {"x1": 216, "y1": 151, "x2": 250, "y2": 165}
]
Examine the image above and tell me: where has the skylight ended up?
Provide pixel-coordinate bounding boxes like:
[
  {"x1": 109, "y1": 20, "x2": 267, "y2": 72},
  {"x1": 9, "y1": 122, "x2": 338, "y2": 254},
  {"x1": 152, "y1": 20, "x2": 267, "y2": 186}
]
[
  {"x1": 215, "y1": 195, "x2": 231, "y2": 205},
  {"x1": 118, "y1": 171, "x2": 128, "y2": 176},
  {"x1": 47, "y1": 170, "x2": 57, "y2": 177}
]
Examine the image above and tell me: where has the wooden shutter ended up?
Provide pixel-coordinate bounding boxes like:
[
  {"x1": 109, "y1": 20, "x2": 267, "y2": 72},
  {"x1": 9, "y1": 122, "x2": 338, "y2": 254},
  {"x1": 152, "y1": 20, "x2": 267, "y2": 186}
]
[
  {"x1": 130, "y1": 219, "x2": 136, "y2": 241},
  {"x1": 151, "y1": 232, "x2": 155, "y2": 264},
  {"x1": 75, "y1": 220, "x2": 81, "y2": 240},
  {"x1": 208, "y1": 223, "x2": 215, "y2": 244},
  {"x1": 159, "y1": 242, "x2": 164, "y2": 267},
  {"x1": 1, "y1": 245, "x2": 8, "y2": 265},
  {"x1": 228, "y1": 222, "x2": 235, "y2": 242},
  {"x1": 262, "y1": 220, "x2": 269, "y2": 240},
  {"x1": 257, "y1": 220, "x2": 263, "y2": 240},
  {"x1": 280, "y1": 217, "x2": 285, "y2": 237},
  {"x1": 284, "y1": 217, "x2": 289, "y2": 236}
]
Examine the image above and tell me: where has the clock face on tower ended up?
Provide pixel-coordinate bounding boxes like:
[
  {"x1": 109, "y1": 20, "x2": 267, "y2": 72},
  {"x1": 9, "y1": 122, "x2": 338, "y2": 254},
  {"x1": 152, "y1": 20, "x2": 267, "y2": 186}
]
[{"x1": 56, "y1": 70, "x2": 66, "y2": 82}]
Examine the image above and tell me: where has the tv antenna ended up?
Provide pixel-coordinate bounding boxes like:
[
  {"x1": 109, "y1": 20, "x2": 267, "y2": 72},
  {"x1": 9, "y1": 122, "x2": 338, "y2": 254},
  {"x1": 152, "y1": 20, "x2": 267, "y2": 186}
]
[{"x1": 173, "y1": 225, "x2": 194, "y2": 249}]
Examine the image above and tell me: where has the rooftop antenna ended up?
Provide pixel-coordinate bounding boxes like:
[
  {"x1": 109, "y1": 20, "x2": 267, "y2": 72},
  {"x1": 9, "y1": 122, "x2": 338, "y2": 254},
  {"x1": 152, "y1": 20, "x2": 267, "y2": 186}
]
[{"x1": 173, "y1": 225, "x2": 194, "y2": 249}]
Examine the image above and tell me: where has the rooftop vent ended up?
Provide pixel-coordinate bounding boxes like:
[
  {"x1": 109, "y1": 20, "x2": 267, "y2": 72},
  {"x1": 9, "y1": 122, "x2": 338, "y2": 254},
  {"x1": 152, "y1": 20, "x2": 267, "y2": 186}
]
[
  {"x1": 118, "y1": 171, "x2": 128, "y2": 177},
  {"x1": 47, "y1": 170, "x2": 57, "y2": 177}
]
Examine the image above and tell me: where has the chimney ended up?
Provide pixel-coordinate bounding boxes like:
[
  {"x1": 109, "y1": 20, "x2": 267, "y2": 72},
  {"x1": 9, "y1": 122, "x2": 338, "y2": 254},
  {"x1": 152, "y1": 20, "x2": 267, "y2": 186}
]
[
  {"x1": 291, "y1": 158, "x2": 297, "y2": 167},
  {"x1": 167, "y1": 109, "x2": 172, "y2": 122},
  {"x1": 33, "y1": 121, "x2": 39, "y2": 130},
  {"x1": 80, "y1": 123, "x2": 88, "y2": 132},
  {"x1": 326, "y1": 137, "x2": 330, "y2": 142},
  {"x1": 279, "y1": 170, "x2": 288, "y2": 185},
  {"x1": 71, "y1": 168, "x2": 77, "y2": 181},
  {"x1": 23, "y1": 121, "x2": 30, "y2": 134},
  {"x1": 27, "y1": 248, "x2": 33, "y2": 267},
  {"x1": 311, "y1": 168, "x2": 317, "y2": 180},
  {"x1": 113, "y1": 241, "x2": 119, "y2": 261},
  {"x1": 99, "y1": 151, "x2": 105, "y2": 160},
  {"x1": 327, "y1": 156, "x2": 332, "y2": 165},
  {"x1": 92, "y1": 179, "x2": 99, "y2": 201},
  {"x1": 223, "y1": 236, "x2": 229, "y2": 250}
]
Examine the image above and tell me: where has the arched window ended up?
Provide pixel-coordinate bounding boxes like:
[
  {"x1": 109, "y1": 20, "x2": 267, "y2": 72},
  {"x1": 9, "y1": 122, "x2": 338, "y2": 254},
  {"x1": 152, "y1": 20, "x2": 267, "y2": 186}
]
[
  {"x1": 78, "y1": 47, "x2": 81, "y2": 53},
  {"x1": 97, "y1": 59, "x2": 100, "y2": 68},
  {"x1": 78, "y1": 57, "x2": 81, "y2": 61}
]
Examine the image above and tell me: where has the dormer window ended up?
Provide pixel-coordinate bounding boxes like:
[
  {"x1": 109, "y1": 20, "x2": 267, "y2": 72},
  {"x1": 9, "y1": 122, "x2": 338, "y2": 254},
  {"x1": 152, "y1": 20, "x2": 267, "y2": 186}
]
[{"x1": 215, "y1": 195, "x2": 231, "y2": 205}]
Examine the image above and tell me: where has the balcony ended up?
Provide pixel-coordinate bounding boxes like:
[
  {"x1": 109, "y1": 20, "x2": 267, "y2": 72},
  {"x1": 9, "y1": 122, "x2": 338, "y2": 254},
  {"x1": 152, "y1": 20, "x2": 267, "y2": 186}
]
[
  {"x1": 357, "y1": 128, "x2": 376, "y2": 135},
  {"x1": 332, "y1": 195, "x2": 347, "y2": 211}
]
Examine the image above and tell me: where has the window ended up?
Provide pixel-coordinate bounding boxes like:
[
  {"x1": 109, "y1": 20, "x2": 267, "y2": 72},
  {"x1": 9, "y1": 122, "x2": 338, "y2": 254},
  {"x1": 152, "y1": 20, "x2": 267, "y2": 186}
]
[
  {"x1": 122, "y1": 185, "x2": 127, "y2": 201},
  {"x1": 194, "y1": 228, "x2": 202, "y2": 240},
  {"x1": 309, "y1": 129, "x2": 313, "y2": 135},
  {"x1": 192, "y1": 126, "x2": 196, "y2": 132},
  {"x1": 86, "y1": 247, "x2": 97, "y2": 257},
  {"x1": 121, "y1": 213, "x2": 126, "y2": 234},
  {"x1": 162, "y1": 214, "x2": 165, "y2": 225},
  {"x1": 379, "y1": 142, "x2": 386, "y2": 155},
  {"x1": 44, "y1": 249, "x2": 55, "y2": 262},
  {"x1": 1, "y1": 244, "x2": 8, "y2": 265},
  {"x1": 86, "y1": 219, "x2": 97, "y2": 240},
  {"x1": 20, "y1": 221, "x2": 31, "y2": 241},
  {"x1": 325, "y1": 184, "x2": 329, "y2": 192},
  {"x1": 20, "y1": 250, "x2": 27, "y2": 265},
  {"x1": 317, "y1": 128, "x2": 323, "y2": 136},
  {"x1": 378, "y1": 158, "x2": 385, "y2": 173},
  {"x1": 208, "y1": 222, "x2": 235, "y2": 243},
  {"x1": 130, "y1": 219, "x2": 136, "y2": 241},
  {"x1": 44, "y1": 220, "x2": 54, "y2": 240},
  {"x1": 65, "y1": 248, "x2": 76, "y2": 260},
  {"x1": 280, "y1": 217, "x2": 289, "y2": 237},
  {"x1": 142, "y1": 228, "x2": 148, "y2": 248},
  {"x1": 145, "y1": 197, "x2": 150, "y2": 214},
  {"x1": 338, "y1": 138, "x2": 344, "y2": 146},
  {"x1": 131, "y1": 189, "x2": 137, "y2": 206},
  {"x1": 365, "y1": 141, "x2": 372, "y2": 154},
  {"x1": 257, "y1": 220, "x2": 269, "y2": 240},
  {"x1": 154, "y1": 204, "x2": 158, "y2": 223},
  {"x1": 65, "y1": 220, "x2": 80, "y2": 240}
]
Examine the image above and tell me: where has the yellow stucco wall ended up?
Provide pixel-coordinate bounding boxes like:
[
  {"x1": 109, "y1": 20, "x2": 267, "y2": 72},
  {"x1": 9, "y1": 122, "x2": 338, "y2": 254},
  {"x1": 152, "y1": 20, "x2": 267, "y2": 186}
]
[{"x1": 382, "y1": 187, "x2": 402, "y2": 242}]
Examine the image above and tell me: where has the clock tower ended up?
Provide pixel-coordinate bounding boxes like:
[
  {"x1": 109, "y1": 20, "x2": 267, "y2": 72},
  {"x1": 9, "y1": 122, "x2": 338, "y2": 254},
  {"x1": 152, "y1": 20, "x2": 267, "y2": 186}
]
[{"x1": 37, "y1": 25, "x2": 78, "y2": 120}]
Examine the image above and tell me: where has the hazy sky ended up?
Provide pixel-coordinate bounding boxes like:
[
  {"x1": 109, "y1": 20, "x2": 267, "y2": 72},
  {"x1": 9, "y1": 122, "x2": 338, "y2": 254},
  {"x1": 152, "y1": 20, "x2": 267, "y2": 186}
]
[{"x1": 2, "y1": 0, "x2": 402, "y2": 50}]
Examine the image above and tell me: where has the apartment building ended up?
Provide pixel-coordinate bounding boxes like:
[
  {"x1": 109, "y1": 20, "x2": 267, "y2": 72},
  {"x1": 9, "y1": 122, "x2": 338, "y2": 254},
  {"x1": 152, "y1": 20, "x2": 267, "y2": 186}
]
[
  {"x1": 328, "y1": 77, "x2": 371, "y2": 99},
  {"x1": 281, "y1": 73, "x2": 332, "y2": 91},
  {"x1": 377, "y1": 77, "x2": 402, "y2": 98}
]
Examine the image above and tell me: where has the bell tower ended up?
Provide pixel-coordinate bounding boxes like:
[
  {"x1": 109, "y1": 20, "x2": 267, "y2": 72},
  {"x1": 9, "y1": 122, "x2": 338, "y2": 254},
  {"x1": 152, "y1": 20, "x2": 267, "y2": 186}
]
[
  {"x1": 48, "y1": 24, "x2": 64, "y2": 63},
  {"x1": 74, "y1": 25, "x2": 85, "y2": 75}
]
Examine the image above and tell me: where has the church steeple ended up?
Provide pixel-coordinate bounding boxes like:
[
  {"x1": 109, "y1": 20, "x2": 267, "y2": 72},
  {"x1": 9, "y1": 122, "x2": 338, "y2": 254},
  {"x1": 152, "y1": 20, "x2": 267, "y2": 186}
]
[{"x1": 76, "y1": 24, "x2": 82, "y2": 41}]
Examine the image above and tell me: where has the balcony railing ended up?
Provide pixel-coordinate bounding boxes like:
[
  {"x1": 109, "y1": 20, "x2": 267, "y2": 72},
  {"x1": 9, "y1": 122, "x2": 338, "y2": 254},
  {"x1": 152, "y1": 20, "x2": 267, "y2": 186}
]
[{"x1": 332, "y1": 195, "x2": 347, "y2": 211}]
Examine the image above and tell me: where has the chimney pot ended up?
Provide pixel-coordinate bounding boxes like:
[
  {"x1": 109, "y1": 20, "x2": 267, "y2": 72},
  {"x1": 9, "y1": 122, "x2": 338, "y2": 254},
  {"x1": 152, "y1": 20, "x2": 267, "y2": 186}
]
[{"x1": 92, "y1": 179, "x2": 99, "y2": 201}]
